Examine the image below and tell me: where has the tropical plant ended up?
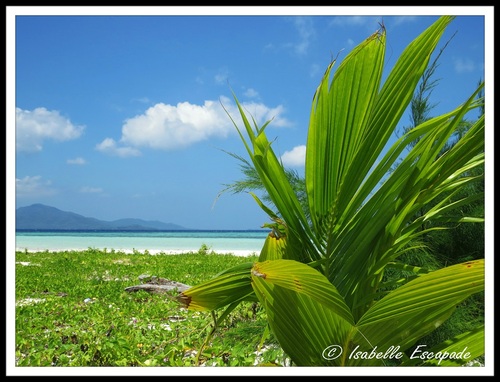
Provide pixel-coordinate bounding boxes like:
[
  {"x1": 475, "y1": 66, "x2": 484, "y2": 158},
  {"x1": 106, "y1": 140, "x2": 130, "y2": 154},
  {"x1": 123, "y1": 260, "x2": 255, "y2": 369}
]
[
  {"x1": 176, "y1": 16, "x2": 485, "y2": 366},
  {"x1": 397, "y1": 32, "x2": 454, "y2": 146},
  {"x1": 216, "y1": 150, "x2": 309, "y2": 221}
]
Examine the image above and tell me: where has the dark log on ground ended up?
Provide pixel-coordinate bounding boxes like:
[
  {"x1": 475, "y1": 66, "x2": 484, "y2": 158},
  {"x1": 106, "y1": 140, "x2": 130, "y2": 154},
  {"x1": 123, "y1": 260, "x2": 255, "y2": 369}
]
[{"x1": 125, "y1": 275, "x2": 191, "y2": 294}]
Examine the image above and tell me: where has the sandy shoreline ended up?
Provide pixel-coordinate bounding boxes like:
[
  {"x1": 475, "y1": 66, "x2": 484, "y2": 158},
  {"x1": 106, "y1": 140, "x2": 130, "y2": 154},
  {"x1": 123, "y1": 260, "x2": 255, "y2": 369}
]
[{"x1": 15, "y1": 247, "x2": 260, "y2": 257}]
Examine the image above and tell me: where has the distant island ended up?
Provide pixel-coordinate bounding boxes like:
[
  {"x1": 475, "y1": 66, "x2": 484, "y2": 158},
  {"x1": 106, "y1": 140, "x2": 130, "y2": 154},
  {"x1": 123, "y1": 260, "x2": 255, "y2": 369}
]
[{"x1": 15, "y1": 203, "x2": 187, "y2": 231}]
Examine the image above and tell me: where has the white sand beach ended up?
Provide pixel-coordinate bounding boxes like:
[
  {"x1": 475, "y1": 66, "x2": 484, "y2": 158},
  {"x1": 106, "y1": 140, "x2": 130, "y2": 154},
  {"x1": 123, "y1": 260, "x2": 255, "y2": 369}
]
[
  {"x1": 15, "y1": 231, "x2": 266, "y2": 257},
  {"x1": 15, "y1": 246, "x2": 260, "y2": 257}
]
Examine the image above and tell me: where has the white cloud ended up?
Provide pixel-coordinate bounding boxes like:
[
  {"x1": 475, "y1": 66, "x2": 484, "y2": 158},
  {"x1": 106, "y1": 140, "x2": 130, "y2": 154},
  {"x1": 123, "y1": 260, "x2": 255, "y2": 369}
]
[
  {"x1": 215, "y1": 68, "x2": 230, "y2": 85},
  {"x1": 16, "y1": 175, "x2": 56, "y2": 197},
  {"x1": 291, "y1": 16, "x2": 315, "y2": 55},
  {"x1": 244, "y1": 88, "x2": 259, "y2": 98},
  {"x1": 454, "y1": 58, "x2": 476, "y2": 73},
  {"x1": 100, "y1": 97, "x2": 290, "y2": 153},
  {"x1": 67, "y1": 157, "x2": 86, "y2": 165},
  {"x1": 237, "y1": 101, "x2": 290, "y2": 128},
  {"x1": 329, "y1": 16, "x2": 381, "y2": 32},
  {"x1": 95, "y1": 138, "x2": 142, "y2": 157},
  {"x1": 80, "y1": 186, "x2": 103, "y2": 193},
  {"x1": 16, "y1": 107, "x2": 85, "y2": 152},
  {"x1": 120, "y1": 100, "x2": 230, "y2": 150},
  {"x1": 281, "y1": 145, "x2": 306, "y2": 167}
]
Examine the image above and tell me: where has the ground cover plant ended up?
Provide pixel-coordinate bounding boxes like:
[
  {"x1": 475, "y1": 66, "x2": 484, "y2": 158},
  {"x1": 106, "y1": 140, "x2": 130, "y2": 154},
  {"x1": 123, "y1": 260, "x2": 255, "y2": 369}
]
[
  {"x1": 177, "y1": 16, "x2": 485, "y2": 366},
  {"x1": 15, "y1": 248, "x2": 293, "y2": 367}
]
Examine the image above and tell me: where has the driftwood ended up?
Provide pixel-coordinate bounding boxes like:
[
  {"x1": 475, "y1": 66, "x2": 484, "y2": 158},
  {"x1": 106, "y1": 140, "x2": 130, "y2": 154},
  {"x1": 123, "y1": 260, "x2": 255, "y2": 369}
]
[{"x1": 124, "y1": 274, "x2": 191, "y2": 294}]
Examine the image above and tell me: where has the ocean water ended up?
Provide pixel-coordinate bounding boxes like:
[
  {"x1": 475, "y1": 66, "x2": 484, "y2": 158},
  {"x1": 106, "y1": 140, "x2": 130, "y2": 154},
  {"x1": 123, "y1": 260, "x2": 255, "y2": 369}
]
[{"x1": 15, "y1": 230, "x2": 269, "y2": 255}]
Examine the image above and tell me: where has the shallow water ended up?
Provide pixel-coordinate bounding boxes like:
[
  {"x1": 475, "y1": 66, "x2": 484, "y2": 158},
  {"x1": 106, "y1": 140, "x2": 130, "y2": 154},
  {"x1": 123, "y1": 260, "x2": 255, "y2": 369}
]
[{"x1": 15, "y1": 230, "x2": 269, "y2": 255}]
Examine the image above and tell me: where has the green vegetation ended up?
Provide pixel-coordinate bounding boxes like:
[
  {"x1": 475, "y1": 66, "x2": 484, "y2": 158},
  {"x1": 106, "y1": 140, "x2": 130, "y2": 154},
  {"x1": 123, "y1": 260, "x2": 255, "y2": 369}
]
[
  {"x1": 15, "y1": 16, "x2": 485, "y2": 369},
  {"x1": 15, "y1": 248, "x2": 294, "y2": 367},
  {"x1": 178, "y1": 16, "x2": 485, "y2": 366}
]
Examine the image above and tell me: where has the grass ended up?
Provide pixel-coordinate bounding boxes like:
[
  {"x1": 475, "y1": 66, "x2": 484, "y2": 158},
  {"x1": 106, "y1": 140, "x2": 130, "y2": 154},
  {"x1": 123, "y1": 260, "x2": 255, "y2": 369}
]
[
  {"x1": 14, "y1": 248, "x2": 287, "y2": 367},
  {"x1": 14, "y1": 247, "x2": 484, "y2": 369}
]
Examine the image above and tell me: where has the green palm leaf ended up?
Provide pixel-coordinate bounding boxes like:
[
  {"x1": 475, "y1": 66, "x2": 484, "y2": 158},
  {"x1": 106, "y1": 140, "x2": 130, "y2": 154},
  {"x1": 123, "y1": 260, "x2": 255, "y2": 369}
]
[
  {"x1": 250, "y1": 259, "x2": 356, "y2": 366},
  {"x1": 354, "y1": 259, "x2": 484, "y2": 354},
  {"x1": 249, "y1": 258, "x2": 483, "y2": 366},
  {"x1": 401, "y1": 325, "x2": 484, "y2": 366},
  {"x1": 177, "y1": 16, "x2": 485, "y2": 367},
  {"x1": 177, "y1": 262, "x2": 256, "y2": 311}
]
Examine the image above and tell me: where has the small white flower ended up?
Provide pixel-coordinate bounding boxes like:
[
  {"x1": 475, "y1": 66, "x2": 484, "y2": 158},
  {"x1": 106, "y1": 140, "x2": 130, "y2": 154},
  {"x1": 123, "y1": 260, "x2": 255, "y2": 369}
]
[{"x1": 161, "y1": 323, "x2": 172, "y2": 331}]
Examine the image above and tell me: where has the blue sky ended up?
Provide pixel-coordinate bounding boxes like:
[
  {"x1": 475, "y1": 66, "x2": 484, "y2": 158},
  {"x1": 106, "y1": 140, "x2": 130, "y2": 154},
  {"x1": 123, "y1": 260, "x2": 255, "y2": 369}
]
[{"x1": 8, "y1": 6, "x2": 492, "y2": 230}]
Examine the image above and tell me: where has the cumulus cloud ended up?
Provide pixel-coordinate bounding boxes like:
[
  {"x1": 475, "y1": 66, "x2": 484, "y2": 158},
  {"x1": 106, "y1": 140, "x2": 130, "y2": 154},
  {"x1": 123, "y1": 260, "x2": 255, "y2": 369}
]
[
  {"x1": 281, "y1": 145, "x2": 306, "y2": 167},
  {"x1": 98, "y1": 97, "x2": 290, "y2": 154},
  {"x1": 16, "y1": 175, "x2": 57, "y2": 197},
  {"x1": 120, "y1": 100, "x2": 230, "y2": 150},
  {"x1": 16, "y1": 107, "x2": 85, "y2": 152},
  {"x1": 95, "y1": 138, "x2": 142, "y2": 157},
  {"x1": 235, "y1": 100, "x2": 290, "y2": 128},
  {"x1": 67, "y1": 157, "x2": 86, "y2": 165}
]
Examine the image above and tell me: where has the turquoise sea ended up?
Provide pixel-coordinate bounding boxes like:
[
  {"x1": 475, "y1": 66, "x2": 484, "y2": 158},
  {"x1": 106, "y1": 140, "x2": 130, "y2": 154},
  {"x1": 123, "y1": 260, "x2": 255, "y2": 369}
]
[{"x1": 15, "y1": 230, "x2": 269, "y2": 255}]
